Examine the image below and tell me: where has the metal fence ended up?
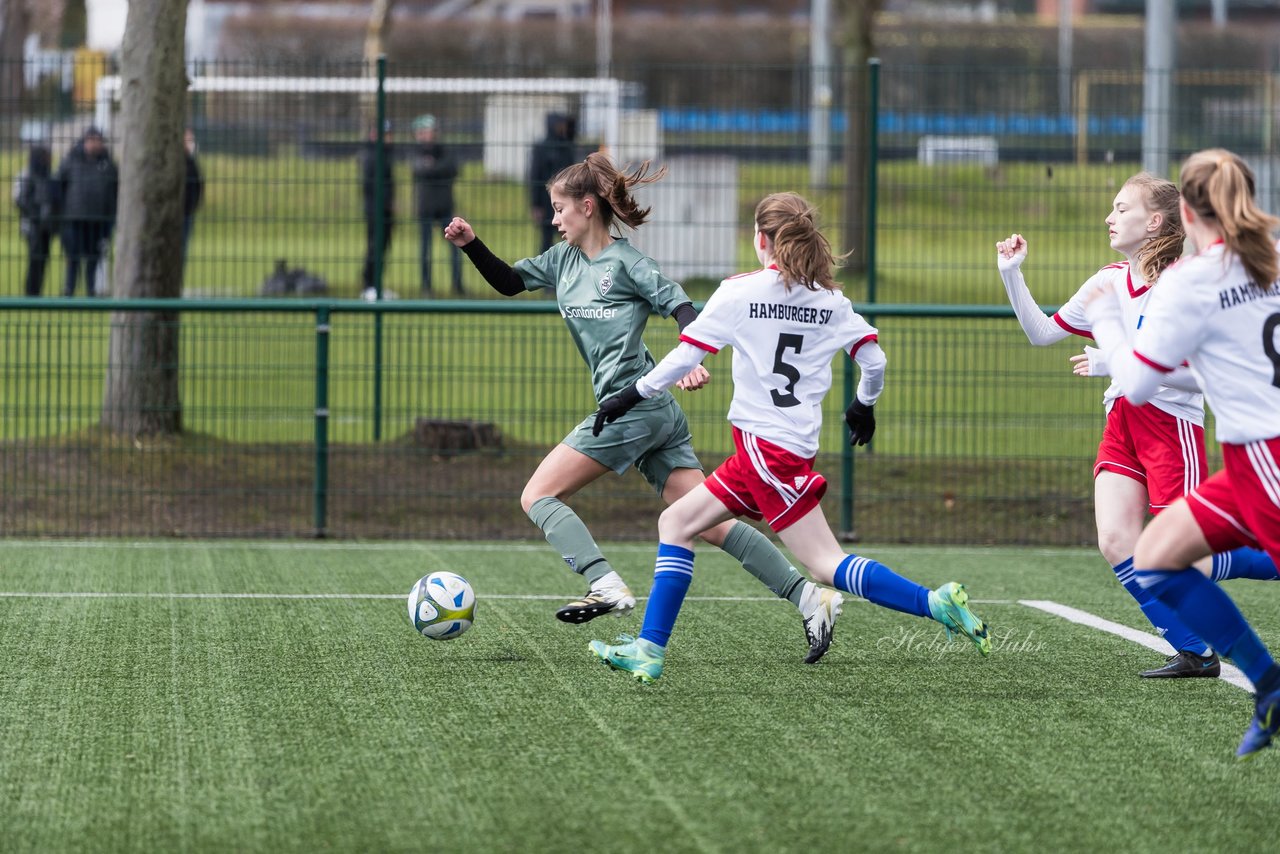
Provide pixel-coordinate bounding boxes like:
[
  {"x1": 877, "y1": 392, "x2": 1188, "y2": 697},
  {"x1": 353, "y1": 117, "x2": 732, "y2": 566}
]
[
  {"x1": 0, "y1": 58, "x2": 1260, "y2": 541},
  {"x1": 0, "y1": 298, "x2": 1137, "y2": 544}
]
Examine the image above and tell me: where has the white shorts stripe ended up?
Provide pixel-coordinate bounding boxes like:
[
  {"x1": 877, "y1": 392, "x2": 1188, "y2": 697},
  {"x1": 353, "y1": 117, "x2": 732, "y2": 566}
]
[
  {"x1": 765, "y1": 476, "x2": 821, "y2": 527},
  {"x1": 710, "y1": 472, "x2": 756, "y2": 514},
  {"x1": 743, "y1": 432, "x2": 799, "y2": 505},
  {"x1": 1094, "y1": 461, "x2": 1147, "y2": 482},
  {"x1": 1245, "y1": 441, "x2": 1280, "y2": 507},
  {"x1": 1178, "y1": 417, "x2": 1200, "y2": 494},
  {"x1": 1188, "y1": 490, "x2": 1258, "y2": 544}
]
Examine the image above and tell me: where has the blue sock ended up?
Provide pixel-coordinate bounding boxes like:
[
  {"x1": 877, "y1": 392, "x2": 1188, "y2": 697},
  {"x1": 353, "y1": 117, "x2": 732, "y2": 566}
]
[
  {"x1": 1211, "y1": 548, "x2": 1279, "y2": 582},
  {"x1": 1112, "y1": 557, "x2": 1211, "y2": 656},
  {"x1": 1137, "y1": 568, "x2": 1277, "y2": 685},
  {"x1": 834, "y1": 554, "x2": 931, "y2": 618},
  {"x1": 638, "y1": 543, "x2": 694, "y2": 648}
]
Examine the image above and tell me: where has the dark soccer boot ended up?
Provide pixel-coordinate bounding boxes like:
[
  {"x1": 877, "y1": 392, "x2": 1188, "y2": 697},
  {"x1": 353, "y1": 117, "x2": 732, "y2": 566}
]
[{"x1": 1140, "y1": 650, "x2": 1221, "y2": 678}]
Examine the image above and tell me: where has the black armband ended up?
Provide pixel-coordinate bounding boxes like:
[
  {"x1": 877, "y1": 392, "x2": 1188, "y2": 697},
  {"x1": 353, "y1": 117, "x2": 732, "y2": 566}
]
[
  {"x1": 460, "y1": 237, "x2": 526, "y2": 297},
  {"x1": 672, "y1": 302, "x2": 698, "y2": 332}
]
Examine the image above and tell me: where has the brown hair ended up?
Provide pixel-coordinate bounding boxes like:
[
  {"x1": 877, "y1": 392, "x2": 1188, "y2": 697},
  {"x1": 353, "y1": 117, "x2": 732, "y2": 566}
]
[
  {"x1": 1123, "y1": 172, "x2": 1184, "y2": 285},
  {"x1": 1180, "y1": 148, "x2": 1280, "y2": 290},
  {"x1": 754, "y1": 192, "x2": 842, "y2": 291},
  {"x1": 550, "y1": 151, "x2": 666, "y2": 231}
]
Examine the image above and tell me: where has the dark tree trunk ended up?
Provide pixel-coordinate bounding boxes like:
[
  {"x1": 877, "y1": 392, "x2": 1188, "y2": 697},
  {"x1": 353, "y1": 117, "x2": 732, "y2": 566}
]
[
  {"x1": 100, "y1": 0, "x2": 188, "y2": 437},
  {"x1": 0, "y1": 0, "x2": 29, "y2": 145},
  {"x1": 837, "y1": 0, "x2": 881, "y2": 277}
]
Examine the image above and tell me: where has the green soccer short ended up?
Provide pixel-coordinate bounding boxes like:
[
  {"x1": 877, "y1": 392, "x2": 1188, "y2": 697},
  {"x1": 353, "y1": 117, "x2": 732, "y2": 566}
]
[{"x1": 563, "y1": 394, "x2": 702, "y2": 494}]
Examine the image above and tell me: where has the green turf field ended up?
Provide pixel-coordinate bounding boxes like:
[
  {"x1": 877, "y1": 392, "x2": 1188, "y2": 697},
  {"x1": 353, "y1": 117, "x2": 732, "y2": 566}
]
[{"x1": 1, "y1": 540, "x2": 1275, "y2": 852}]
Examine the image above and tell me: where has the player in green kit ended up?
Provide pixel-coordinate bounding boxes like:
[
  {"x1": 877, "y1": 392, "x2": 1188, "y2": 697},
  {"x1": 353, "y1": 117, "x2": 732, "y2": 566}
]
[{"x1": 443, "y1": 152, "x2": 844, "y2": 662}]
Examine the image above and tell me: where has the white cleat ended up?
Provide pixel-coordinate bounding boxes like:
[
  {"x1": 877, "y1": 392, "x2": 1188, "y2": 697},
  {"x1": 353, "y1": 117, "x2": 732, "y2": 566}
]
[{"x1": 800, "y1": 583, "x2": 844, "y2": 664}]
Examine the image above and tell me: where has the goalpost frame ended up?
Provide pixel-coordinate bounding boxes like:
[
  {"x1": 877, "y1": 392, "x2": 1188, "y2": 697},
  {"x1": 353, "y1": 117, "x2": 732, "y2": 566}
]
[{"x1": 93, "y1": 74, "x2": 625, "y2": 154}]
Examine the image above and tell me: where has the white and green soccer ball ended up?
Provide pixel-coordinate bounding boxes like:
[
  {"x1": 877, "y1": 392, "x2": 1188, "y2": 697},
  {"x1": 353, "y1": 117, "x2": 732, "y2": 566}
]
[{"x1": 407, "y1": 571, "x2": 476, "y2": 640}]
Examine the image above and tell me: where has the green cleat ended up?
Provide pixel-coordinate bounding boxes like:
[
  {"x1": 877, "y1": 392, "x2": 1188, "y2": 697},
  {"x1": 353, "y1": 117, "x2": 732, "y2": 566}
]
[
  {"x1": 589, "y1": 634, "x2": 665, "y2": 684},
  {"x1": 928, "y1": 582, "x2": 991, "y2": 656}
]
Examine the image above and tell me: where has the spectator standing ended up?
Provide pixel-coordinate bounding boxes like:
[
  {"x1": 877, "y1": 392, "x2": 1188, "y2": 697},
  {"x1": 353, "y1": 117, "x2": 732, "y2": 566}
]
[
  {"x1": 12, "y1": 144, "x2": 58, "y2": 297},
  {"x1": 359, "y1": 120, "x2": 395, "y2": 298},
  {"x1": 529, "y1": 113, "x2": 577, "y2": 253},
  {"x1": 182, "y1": 127, "x2": 204, "y2": 274},
  {"x1": 409, "y1": 114, "x2": 462, "y2": 295},
  {"x1": 57, "y1": 126, "x2": 118, "y2": 297}
]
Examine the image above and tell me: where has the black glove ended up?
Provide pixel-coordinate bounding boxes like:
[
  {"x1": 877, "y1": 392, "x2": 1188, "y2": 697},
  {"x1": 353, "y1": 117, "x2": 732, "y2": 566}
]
[
  {"x1": 592, "y1": 383, "x2": 644, "y2": 436},
  {"x1": 844, "y1": 399, "x2": 875, "y2": 446}
]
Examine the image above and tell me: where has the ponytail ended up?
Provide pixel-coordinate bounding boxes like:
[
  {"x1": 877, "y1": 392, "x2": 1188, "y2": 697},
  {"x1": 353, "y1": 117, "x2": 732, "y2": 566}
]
[
  {"x1": 1180, "y1": 149, "x2": 1280, "y2": 290},
  {"x1": 550, "y1": 151, "x2": 667, "y2": 231},
  {"x1": 754, "y1": 192, "x2": 844, "y2": 291}
]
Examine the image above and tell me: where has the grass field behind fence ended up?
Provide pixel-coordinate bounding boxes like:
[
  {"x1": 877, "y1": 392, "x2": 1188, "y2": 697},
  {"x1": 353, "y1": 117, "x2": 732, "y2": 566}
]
[
  {"x1": 0, "y1": 539, "x2": 1275, "y2": 852},
  {"x1": 1, "y1": 151, "x2": 1138, "y2": 304}
]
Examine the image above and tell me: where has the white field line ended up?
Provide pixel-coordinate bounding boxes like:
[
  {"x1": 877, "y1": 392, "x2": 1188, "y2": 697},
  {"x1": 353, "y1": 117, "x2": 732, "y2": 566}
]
[
  {"x1": 0, "y1": 591, "x2": 1015, "y2": 605},
  {"x1": 0, "y1": 540, "x2": 1095, "y2": 558},
  {"x1": 0, "y1": 580, "x2": 1242, "y2": 692},
  {"x1": 1020, "y1": 599, "x2": 1252, "y2": 692}
]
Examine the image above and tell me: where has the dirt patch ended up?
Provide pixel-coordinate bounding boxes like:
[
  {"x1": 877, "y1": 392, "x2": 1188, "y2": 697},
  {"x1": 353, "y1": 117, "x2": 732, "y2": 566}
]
[{"x1": 0, "y1": 432, "x2": 1095, "y2": 544}]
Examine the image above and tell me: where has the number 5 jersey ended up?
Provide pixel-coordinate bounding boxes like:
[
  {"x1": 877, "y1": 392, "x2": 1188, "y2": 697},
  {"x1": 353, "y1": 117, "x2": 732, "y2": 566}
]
[{"x1": 642, "y1": 265, "x2": 884, "y2": 458}]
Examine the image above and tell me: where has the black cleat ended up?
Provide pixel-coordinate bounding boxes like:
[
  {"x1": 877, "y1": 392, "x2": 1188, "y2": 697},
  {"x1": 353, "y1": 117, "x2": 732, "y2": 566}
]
[
  {"x1": 554, "y1": 580, "x2": 636, "y2": 624},
  {"x1": 1140, "y1": 650, "x2": 1221, "y2": 678}
]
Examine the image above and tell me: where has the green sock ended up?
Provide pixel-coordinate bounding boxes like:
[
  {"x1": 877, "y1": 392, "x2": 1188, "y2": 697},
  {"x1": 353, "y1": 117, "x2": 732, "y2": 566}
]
[
  {"x1": 527, "y1": 496, "x2": 612, "y2": 583},
  {"x1": 721, "y1": 521, "x2": 806, "y2": 605}
]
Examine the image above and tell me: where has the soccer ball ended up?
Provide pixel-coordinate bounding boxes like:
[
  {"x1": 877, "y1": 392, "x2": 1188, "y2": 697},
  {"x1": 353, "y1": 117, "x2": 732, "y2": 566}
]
[{"x1": 407, "y1": 571, "x2": 476, "y2": 640}]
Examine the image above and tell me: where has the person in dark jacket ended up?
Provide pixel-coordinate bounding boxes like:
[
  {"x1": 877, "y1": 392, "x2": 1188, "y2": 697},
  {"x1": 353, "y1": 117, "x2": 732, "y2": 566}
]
[
  {"x1": 410, "y1": 114, "x2": 462, "y2": 295},
  {"x1": 56, "y1": 127, "x2": 118, "y2": 297},
  {"x1": 12, "y1": 144, "x2": 58, "y2": 297},
  {"x1": 529, "y1": 113, "x2": 577, "y2": 253},
  {"x1": 182, "y1": 127, "x2": 204, "y2": 273},
  {"x1": 359, "y1": 120, "x2": 395, "y2": 296}
]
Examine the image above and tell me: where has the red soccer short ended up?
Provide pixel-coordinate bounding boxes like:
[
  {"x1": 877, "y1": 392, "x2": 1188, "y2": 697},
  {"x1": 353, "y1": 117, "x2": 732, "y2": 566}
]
[
  {"x1": 1093, "y1": 397, "x2": 1207, "y2": 514},
  {"x1": 704, "y1": 427, "x2": 828, "y2": 533},
  {"x1": 1187, "y1": 437, "x2": 1280, "y2": 565}
]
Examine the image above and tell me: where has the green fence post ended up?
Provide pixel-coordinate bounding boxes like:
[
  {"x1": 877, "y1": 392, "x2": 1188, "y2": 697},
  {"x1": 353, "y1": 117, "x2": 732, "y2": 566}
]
[
  {"x1": 314, "y1": 305, "x2": 331, "y2": 538},
  {"x1": 373, "y1": 54, "x2": 387, "y2": 442},
  {"x1": 840, "y1": 57, "x2": 879, "y2": 541}
]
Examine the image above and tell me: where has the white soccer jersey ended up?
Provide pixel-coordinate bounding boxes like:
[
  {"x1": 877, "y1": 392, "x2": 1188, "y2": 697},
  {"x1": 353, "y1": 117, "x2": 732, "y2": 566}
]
[
  {"x1": 1130, "y1": 242, "x2": 1280, "y2": 445},
  {"x1": 1054, "y1": 261, "x2": 1204, "y2": 425},
  {"x1": 676, "y1": 266, "x2": 879, "y2": 457}
]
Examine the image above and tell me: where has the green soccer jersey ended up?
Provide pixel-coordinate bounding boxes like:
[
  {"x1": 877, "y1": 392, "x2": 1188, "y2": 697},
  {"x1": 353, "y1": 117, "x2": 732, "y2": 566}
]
[{"x1": 514, "y1": 238, "x2": 692, "y2": 403}]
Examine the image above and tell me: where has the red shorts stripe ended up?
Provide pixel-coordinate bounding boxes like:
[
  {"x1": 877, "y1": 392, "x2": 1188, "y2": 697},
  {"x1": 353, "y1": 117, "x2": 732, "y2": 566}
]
[
  {"x1": 1093, "y1": 397, "x2": 1206, "y2": 514},
  {"x1": 1186, "y1": 438, "x2": 1280, "y2": 565},
  {"x1": 703, "y1": 427, "x2": 828, "y2": 532}
]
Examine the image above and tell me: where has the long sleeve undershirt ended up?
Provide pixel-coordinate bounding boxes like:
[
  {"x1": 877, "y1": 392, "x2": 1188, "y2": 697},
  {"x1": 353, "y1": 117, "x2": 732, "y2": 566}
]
[
  {"x1": 999, "y1": 265, "x2": 1069, "y2": 346},
  {"x1": 636, "y1": 340, "x2": 887, "y2": 407},
  {"x1": 460, "y1": 237, "x2": 525, "y2": 296}
]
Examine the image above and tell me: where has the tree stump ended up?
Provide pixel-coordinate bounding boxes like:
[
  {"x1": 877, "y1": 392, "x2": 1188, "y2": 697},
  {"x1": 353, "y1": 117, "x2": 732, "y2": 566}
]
[{"x1": 413, "y1": 419, "x2": 503, "y2": 453}]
